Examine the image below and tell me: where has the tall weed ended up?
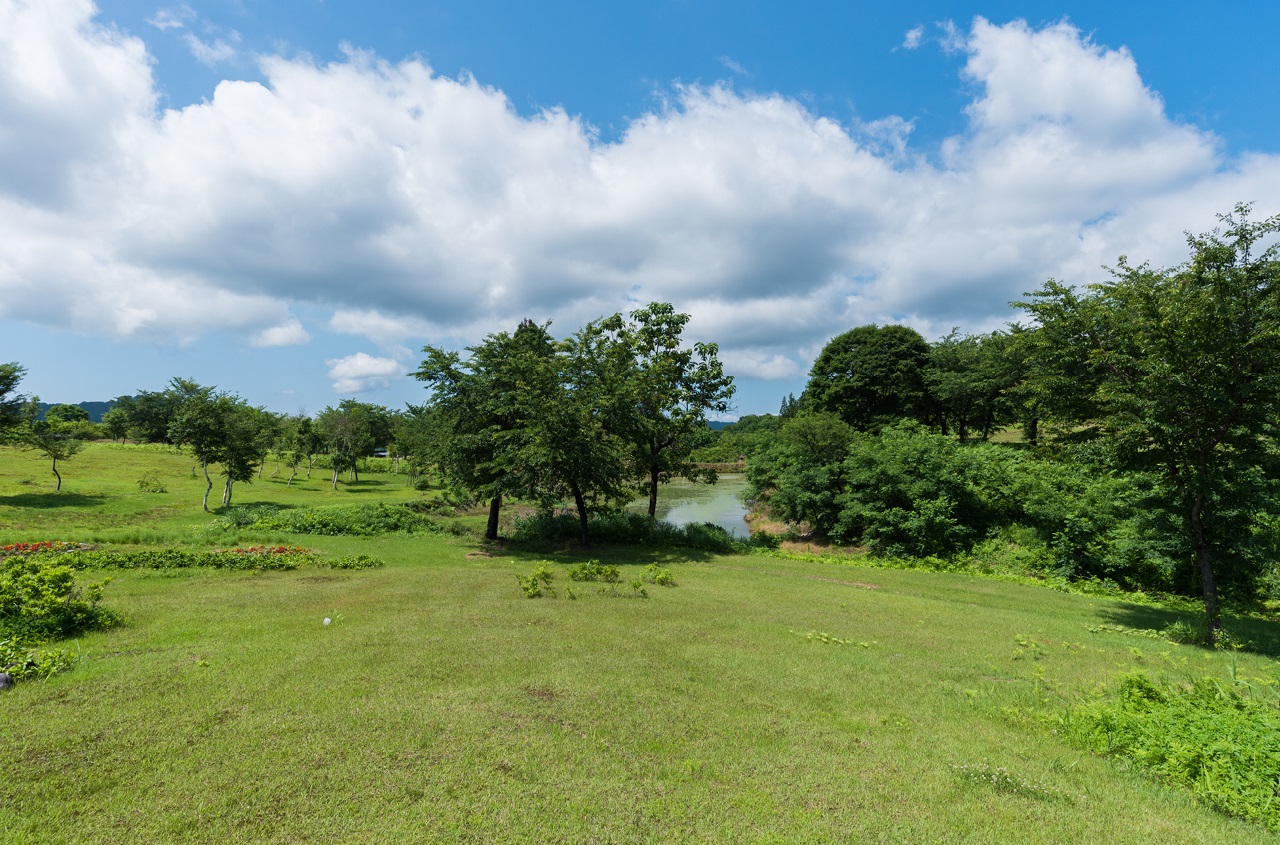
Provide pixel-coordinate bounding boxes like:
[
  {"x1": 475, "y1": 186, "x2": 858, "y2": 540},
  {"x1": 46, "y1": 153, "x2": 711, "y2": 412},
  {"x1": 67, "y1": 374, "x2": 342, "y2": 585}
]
[{"x1": 1059, "y1": 670, "x2": 1280, "y2": 830}]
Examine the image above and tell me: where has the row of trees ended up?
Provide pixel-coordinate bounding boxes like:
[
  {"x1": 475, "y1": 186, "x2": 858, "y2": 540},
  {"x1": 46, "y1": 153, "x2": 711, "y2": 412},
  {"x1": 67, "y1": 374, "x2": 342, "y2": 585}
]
[
  {"x1": 747, "y1": 205, "x2": 1280, "y2": 642},
  {"x1": 415, "y1": 302, "x2": 734, "y2": 545},
  {"x1": 0, "y1": 367, "x2": 415, "y2": 506},
  {"x1": 3, "y1": 302, "x2": 734, "y2": 538}
]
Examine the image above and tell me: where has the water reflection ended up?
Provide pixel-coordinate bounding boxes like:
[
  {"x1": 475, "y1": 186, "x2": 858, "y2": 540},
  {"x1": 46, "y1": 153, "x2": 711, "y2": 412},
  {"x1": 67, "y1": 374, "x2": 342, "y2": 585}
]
[{"x1": 626, "y1": 474, "x2": 750, "y2": 536}]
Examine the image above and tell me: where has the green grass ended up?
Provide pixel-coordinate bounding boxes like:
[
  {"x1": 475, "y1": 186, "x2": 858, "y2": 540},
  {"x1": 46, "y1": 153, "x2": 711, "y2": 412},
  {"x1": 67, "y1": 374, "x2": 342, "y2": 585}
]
[{"x1": 2, "y1": 443, "x2": 1278, "y2": 843}]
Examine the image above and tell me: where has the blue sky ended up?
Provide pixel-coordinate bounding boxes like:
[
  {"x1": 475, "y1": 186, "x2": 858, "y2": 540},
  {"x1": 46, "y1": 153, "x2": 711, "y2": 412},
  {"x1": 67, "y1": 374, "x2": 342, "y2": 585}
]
[{"x1": 4, "y1": 1, "x2": 1280, "y2": 417}]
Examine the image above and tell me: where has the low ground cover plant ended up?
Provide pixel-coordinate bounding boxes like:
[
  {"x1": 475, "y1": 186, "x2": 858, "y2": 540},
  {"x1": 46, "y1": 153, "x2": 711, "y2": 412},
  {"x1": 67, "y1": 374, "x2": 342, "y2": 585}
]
[
  {"x1": 5, "y1": 544, "x2": 384, "y2": 573},
  {"x1": 0, "y1": 637, "x2": 78, "y2": 682}
]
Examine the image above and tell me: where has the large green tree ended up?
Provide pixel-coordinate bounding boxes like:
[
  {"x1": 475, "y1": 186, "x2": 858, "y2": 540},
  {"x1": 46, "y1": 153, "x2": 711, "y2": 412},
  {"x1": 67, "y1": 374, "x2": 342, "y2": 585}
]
[
  {"x1": 415, "y1": 319, "x2": 556, "y2": 540},
  {"x1": 626, "y1": 302, "x2": 735, "y2": 518},
  {"x1": 100, "y1": 406, "x2": 131, "y2": 443},
  {"x1": 167, "y1": 385, "x2": 227, "y2": 511},
  {"x1": 526, "y1": 315, "x2": 637, "y2": 545},
  {"x1": 925, "y1": 330, "x2": 1021, "y2": 442},
  {"x1": 1018, "y1": 205, "x2": 1280, "y2": 640},
  {"x1": 802, "y1": 324, "x2": 931, "y2": 430},
  {"x1": 168, "y1": 386, "x2": 271, "y2": 510},
  {"x1": 316, "y1": 401, "x2": 379, "y2": 490},
  {"x1": 44, "y1": 404, "x2": 90, "y2": 424}
]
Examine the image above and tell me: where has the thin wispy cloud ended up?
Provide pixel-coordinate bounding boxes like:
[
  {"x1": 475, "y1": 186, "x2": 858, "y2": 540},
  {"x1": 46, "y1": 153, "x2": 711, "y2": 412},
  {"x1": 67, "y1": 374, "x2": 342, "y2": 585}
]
[
  {"x1": 146, "y1": 5, "x2": 193, "y2": 31},
  {"x1": 183, "y1": 31, "x2": 239, "y2": 65}
]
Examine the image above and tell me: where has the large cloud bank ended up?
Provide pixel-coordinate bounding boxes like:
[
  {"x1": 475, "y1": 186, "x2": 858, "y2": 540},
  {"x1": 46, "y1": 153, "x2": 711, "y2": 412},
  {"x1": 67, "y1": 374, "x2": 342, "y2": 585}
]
[{"x1": 2, "y1": 1, "x2": 1278, "y2": 381}]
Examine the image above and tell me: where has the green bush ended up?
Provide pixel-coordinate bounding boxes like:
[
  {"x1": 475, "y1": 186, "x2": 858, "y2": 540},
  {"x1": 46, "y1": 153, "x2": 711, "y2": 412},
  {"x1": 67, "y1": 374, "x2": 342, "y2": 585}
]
[
  {"x1": 512, "y1": 510, "x2": 737, "y2": 552},
  {"x1": 247, "y1": 502, "x2": 461, "y2": 536},
  {"x1": 41, "y1": 548, "x2": 300, "y2": 572},
  {"x1": 219, "y1": 503, "x2": 285, "y2": 528},
  {"x1": 516, "y1": 563, "x2": 556, "y2": 598},
  {"x1": 643, "y1": 564, "x2": 676, "y2": 586},
  {"x1": 0, "y1": 555, "x2": 116, "y2": 640},
  {"x1": 1059, "y1": 671, "x2": 1280, "y2": 831}
]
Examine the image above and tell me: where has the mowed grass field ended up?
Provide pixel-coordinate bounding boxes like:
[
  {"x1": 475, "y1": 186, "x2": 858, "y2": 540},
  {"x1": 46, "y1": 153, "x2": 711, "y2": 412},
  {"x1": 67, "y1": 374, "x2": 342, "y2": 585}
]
[{"x1": 2, "y1": 443, "x2": 1278, "y2": 843}]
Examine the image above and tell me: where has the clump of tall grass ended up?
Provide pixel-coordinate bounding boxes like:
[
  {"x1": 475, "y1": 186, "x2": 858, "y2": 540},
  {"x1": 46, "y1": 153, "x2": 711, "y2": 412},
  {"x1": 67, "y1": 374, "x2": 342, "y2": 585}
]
[{"x1": 1058, "y1": 670, "x2": 1280, "y2": 830}]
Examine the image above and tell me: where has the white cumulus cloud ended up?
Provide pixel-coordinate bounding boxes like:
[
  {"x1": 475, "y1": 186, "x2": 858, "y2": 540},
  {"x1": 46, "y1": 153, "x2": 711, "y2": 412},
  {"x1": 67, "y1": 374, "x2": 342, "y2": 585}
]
[
  {"x1": 325, "y1": 352, "x2": 406, "y2": 394},
  {"x1": 1, "y1": 2, "x2": 1277, "y2": 389},
  {"x1": 250, "y1": 318, "x2": 310, "y2": 348}
]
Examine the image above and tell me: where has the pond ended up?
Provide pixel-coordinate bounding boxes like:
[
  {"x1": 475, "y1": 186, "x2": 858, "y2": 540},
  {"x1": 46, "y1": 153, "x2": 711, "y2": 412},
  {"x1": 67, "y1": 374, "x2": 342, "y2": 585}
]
[{"x1": 626, "y1": 473, "x2": 751, "y2": 537}]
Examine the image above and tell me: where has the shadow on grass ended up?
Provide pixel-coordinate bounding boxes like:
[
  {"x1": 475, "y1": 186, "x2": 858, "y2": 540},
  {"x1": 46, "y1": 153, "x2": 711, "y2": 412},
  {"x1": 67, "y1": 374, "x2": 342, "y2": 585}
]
[
  {"x1": 0, "y1": 492, "x2": 109, "y2": 509},
  {"x1": 332, "y1": 481, "x2": 389, "y2": 494},
  {"x1": 1097, "y1": 602, "x2": 1280, "y2": 659}
]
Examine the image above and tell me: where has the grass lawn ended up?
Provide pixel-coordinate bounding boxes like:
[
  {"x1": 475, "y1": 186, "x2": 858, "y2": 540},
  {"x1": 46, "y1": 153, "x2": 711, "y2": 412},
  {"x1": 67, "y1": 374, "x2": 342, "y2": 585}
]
[{"x1": 1, "y1": 444, "x2": 1277, "y2": 843}]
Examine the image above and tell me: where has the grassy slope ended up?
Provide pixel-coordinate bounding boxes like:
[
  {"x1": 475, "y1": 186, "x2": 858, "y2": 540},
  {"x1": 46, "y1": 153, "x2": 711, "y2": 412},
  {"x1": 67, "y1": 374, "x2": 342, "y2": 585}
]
[{"x1": 1, "y1": 444, "x2": 1277, "y2": 843}]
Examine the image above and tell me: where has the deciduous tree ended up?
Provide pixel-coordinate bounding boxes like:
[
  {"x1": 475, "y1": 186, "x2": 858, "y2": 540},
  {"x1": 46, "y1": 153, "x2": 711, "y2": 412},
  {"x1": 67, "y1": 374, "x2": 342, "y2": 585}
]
[
  {"x1": 17, "y1": 399, "x2": 85, "y2": 491},
  {"x1": 802, "y1": 324, "x2": 931, "y2": 430},
  {"x1": 1018, "y1": 204, "x2": 1280, "y2": 641},
  {"x1": 626, "y1": 302, "x2": 735, "y2": 518},
  {"x1": 414, "y1": 319, "x2": 557, "y2": 539},
  {"x1": 0, "y1": 362, "x2": 26, "y2": 436}
]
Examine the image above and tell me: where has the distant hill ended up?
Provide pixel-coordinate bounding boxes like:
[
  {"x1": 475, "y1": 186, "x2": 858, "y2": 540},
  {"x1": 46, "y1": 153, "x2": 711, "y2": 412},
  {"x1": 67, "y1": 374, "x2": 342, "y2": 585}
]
[
  {"x1": 708, "y1": 420, "x2": 733, "y2": 431},
  {"x1": 35, "y1": 400, "x2": 116, "y2": 423}
]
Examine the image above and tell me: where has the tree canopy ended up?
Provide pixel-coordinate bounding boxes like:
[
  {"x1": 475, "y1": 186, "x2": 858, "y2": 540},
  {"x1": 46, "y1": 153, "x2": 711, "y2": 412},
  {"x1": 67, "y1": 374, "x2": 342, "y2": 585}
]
[
  {"x1": 1018, "y1": 204, "x2": 1280, "y2": 640},
  {"x1": 0, "y1": 362, "x2": 26, "y2": 435},
  {"x1": 414, "y1": 303, "x2": 733, "y2": 544},
  {"x1": 801, "y1": 324, "x2": 931, "y2": 430}
]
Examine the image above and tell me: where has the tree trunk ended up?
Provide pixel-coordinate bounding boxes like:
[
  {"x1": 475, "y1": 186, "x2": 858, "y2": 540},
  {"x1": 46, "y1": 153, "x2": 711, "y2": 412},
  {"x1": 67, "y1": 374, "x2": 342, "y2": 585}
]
[
  {"x1": 1188, "y1": 490, "x2": 1222, "y2": 643},
  {"x1": 307, "y1": 456, "x2": 313, "y2": 478},
  {"x1": 486, "y1": 494, "x2": 502, "y2": 541},
  {"x1": 51, "y1": 456, "x2": 61, "y2": 491},
  {"x1": 201, "y1": 461, "x2": 213, "y2": 512},
  {"x1": 287, "y1": 466, "x2": 296, "y2": 487},
  {"x1": 572, "y1": 486, "x2": 590, "y2": 547},
  {"x1": 648, "y1": 464, "x2": 660, "y2": 519},
  {"x1": 223, "y1": 477, "x2": 233, "y2": 506},
  {"x1": 331, "y1": 467, "x2": 339, "y2": 490}
]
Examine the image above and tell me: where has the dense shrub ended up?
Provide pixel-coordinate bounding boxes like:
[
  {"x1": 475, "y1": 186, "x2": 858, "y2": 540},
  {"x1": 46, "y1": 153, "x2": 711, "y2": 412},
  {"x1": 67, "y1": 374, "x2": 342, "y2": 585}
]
[
  {"x1": 750, "y1": 418, "x2": 1194, "y2": 593},
  {"x1": 324, "y1": 554, "x2": 384, "y2": 570},
  {"x1": 0, "y1": 555, "x2": 116, "y2": 640},
  {"x1": 246, "y1": 502, "x2": 461, "y2": 536},
  {"x1": 15, "y1": 546, "x2": 383, "y2": 573},
  {"x1": 219, "y1": 503, "x2": 285, "y2": 528},
  {"x1": 512, "y1": 510, "x2": 738, "y2": 552}
]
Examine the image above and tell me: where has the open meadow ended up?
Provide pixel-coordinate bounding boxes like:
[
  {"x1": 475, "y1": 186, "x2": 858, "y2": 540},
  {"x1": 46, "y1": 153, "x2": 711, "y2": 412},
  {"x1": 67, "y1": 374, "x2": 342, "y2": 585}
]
[{"x1": 2, "y1": 443, "x2": 1279, "y2": 843}]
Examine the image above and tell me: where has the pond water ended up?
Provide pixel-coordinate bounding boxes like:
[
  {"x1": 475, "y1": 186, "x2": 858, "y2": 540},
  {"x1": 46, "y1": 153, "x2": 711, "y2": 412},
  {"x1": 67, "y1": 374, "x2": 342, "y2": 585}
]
[{"x1": 626, "y1": 473, "x2": 751, "y2": 536}]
